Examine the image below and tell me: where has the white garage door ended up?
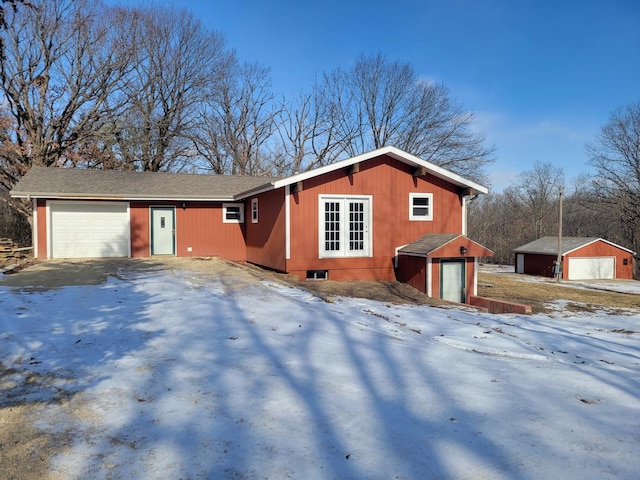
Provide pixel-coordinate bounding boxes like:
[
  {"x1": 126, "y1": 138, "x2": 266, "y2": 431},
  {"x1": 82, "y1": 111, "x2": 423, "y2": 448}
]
[
  {"x1": 49, "y1": 201, "x2": 130, "y2": 258},
  {"x1": 568, "y1": 257, "x2": 615, "y2": 280}
]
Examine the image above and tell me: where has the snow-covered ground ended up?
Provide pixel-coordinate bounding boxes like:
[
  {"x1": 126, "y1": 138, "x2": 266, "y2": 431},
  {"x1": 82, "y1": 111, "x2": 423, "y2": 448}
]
[{"x1": 1, "y1": 265, "x2": 639, "y2": 479}]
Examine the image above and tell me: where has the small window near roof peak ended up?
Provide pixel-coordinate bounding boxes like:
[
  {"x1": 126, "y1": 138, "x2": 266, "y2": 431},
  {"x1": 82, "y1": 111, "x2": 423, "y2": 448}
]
[{"x1": 409, "y1": 193, "x2": 433, "y2": 221}]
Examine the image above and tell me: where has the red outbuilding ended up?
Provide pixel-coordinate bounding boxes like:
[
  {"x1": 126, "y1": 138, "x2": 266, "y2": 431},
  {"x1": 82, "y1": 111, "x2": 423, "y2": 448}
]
[{"x1": 514, "y1": 236, "x2": 636, "y2": 280}]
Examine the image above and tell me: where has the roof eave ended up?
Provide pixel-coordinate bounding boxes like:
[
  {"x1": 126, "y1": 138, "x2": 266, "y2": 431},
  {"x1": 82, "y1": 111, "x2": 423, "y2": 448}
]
[
  {"x1": 270, "y1": 146, "x2": 489, "y2": 194},
  {"x1": 515, "y1": 237, "x2": 637, "y2": 256},
  {"x1": 10, "y1": 192, "x2": 235, "y2": 202},
  {"x1": 234, "y1": 181, "x2": 278, "y2": 200},
  {"x1": 563, "y1": 237, "x2": 637, "y2": 256}
]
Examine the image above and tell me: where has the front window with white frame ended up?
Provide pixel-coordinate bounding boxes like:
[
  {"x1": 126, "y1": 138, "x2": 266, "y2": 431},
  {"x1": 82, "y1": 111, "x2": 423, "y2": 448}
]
[
  {"x1": 223, "y1": 203, "x2": 244, "y2": 223},
  {"x1": 319, "y1": 195, "x2": 372, "y2": 258},
  {"x1": 409, "y1": 193, "x2": 433, "y2": 221}
]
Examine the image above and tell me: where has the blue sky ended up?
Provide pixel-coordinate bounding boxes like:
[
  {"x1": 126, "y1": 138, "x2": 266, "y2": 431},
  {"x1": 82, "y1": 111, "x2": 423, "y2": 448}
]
[{"x1": 113, "y1": 0, "x2": 640, "y2": 191}]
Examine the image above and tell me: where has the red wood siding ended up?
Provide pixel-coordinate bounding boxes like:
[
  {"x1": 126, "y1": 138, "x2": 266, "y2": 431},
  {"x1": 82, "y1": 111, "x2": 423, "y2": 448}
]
[
  {"x1": 245, "y1": 189, "x2": 286, "y2": 272},
  {"x1": 286, "y1": 154, "x2": 464, "y2": 281},
  {"x1": 517, "y1": 253, "x2": 556, "y2": 278},
  {"x1": 430, "y1": 239, "x2": 494, "y2": 258},
  {"x1": 286, "y1": 258, "x2": 396, "y2": 281},
  {"x1": 396, "y1": 255, "x2": 426, "y2": 292},
  {"x1": 35, "y1": 199, "x2": 47, "y2": 258},
  {"x1": 130, "y1": 201, "x2": 246, "y2": 260},
  {"x1": 430, "y1": 259, "x2": 441, "y2": 298},
  {"x1": 566, "y1": 242, "x2": 634, "y2": 280},
  {"x1": 465, "y1": 258, "x2": 477, "y2": 301},
  {"x1": 130, "y1": 203, "x2": 150, "y2": 257}
]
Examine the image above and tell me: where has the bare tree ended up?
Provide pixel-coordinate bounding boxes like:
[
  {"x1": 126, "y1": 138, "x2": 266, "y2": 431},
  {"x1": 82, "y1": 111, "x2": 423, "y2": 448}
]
[
  {"x1": 114, "y1": 5, "x2": 233, "y2": 172},
  {"x1": 467, "y1": 193, "x2": 525, "y2": 264},
  {"x1": 0, "y1": 0, "x2": 30, "y2": 60},
  {"x1": 275, "y1": 79, "x2": 354, "y2": 174},
  {"x1": 194, "y1": 62, "x2": 279, "y2": 175},
  {"x1": 0, "y1": 0, "x2": 135, "y2": 170},
  {"x1": 0, "y1": 0, "x2": 136, "y2": 216},
  {"x1": 468, "y1": 162, "x2": 565, "y2": 265},
  {"x1": 586, "y1": 100, "x2": 640, "y2": 266},
  {"x1": 508, "y1": 161, "x2": 565, "y2": 239},
  {"x1": 282, "y1": 53, "x2": 494, "y2": 180},
  {"x1": 0, "y1": 107, "x2": 28, "y2": 215}
]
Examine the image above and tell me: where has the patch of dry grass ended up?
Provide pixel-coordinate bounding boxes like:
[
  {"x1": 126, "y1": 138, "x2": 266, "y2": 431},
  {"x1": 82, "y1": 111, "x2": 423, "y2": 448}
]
[
  {"x1": 0, "y1": 361, "x2": 74, "y2": 480},
  {"x1": 294, "y1": 279, "x2": 447, "y2": 306},
  {"x1": 478, "y1": 272, "x2": 640, "y2": 314}
]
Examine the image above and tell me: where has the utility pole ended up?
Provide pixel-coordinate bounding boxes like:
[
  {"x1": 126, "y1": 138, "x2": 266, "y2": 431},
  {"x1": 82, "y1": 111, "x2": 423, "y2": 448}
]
[{"x1": 555, "y1": 185, "x2": 564, "y2": 282}]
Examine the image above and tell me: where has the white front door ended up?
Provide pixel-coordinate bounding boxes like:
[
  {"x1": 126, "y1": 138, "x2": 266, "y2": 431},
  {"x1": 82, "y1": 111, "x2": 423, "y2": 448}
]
[
  {"x1": 319, "y1": 196, "x2": 372, "y2": 258},
  {"x1": 441, "y1": 260, "x2": 465, "y2": 303},
  {"x1": 516, "y1": 253, "x2": 525, "y2": 273},
  {"x1": 346, "y1": 199, "x2": 370, "y2": 256},
  {"x1": 151, "y1": 207, "x2": 175, "y2": 255}
]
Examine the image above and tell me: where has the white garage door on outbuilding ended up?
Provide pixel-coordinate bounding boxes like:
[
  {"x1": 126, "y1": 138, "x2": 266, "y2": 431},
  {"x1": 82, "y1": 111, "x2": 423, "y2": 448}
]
[
  {"x1": 568, "y1": 257, "x2": 615, "y2": 280},
  {"x1": 48, "y1": 201, "x2": 130, "y2": 258}
]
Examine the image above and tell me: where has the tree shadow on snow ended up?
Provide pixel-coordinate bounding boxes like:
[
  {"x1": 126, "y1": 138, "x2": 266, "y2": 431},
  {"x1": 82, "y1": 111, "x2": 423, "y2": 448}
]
[{"x1": 2, "y1": 261, "x2": 634, "y2": 479}]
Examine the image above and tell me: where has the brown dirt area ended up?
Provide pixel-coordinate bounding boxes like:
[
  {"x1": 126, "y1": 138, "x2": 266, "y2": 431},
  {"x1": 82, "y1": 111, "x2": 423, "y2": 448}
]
[{"x1": 1, "y1": 257, "x2": 638, "y2": 478}]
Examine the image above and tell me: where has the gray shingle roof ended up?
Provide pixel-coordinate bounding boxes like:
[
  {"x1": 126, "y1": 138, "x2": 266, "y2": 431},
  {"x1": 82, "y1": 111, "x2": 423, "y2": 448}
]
[
  {"x1": 10, "y1": 166, "x2": 278, "y2": 200},
  {"x1": 398, "y1": 233, "x2": 460, "y2": 255},
  {"x1": 514, "y1": 236, "x2": 602, "y2": 255}
]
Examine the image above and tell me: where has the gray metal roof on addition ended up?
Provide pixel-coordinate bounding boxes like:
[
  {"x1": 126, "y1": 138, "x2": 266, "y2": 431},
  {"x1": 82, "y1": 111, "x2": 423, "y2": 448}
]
[{"x1": 10, "y1": 166, "x2": 279, "y2": 201}]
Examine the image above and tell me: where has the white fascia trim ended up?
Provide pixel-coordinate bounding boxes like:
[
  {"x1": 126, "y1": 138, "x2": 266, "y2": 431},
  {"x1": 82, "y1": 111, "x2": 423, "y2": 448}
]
[
  {"x1": 46, "y1": 200, "x2": 51, "y2": 259},
  {"x1": 126, "y1": 203, "x2": 132, "y2": 257},
  {"x1": 561, "y1": 238, "x2": 602, "y2": 256},
  {"x1": 473, "y1": 257, "x2": 478, "y2": 296},
  {"x1": 270, "y1": 146, "x2": 489, "y2": 194},
  {"x1": 16, "y1": 195, "x2": 234, "y2": 202},
  {"x1": 235, "y1": 182, "x2": 278, "y2": 200},
  {"x1": 125, "y1": 196, "x2": 233, "y2": 202},
  {"x1": 597, "y1": 238, "x2": 636, "y2": 255},
  {"x1": 462, "y1": 196, "x2": 467, "y2": 236},
  {"x1": 32, "y1": 198, "x2": 38, "y2": 258},
  {"x1": 564, "y1": 238, "x2": 636, "y2": 256},
  {"x1": 285, "y1": 185, "x2": 291, "y2": 260}
]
